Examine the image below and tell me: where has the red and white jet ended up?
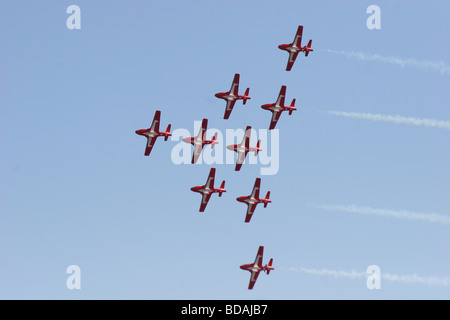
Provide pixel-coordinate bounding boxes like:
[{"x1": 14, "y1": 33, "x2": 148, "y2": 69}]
[
  {"x1": 261, "y1": 85, "x2": 296, "y2": 130},
  {"x1": 236, "y1": 178, "x2": 271, "y2": 223},
  {"x1": 226, "y1": 126, "x2": 262, "y2": 171},
  {"x1": 278, "y1": 25, "x2": 313, "y2": 71},
  {"x1": 215, "y1": 73, "x2": 251, "y2": 119},
  {"x1": 135, "y1": 110, "x2": 172, "y2": 156},
  {"x1": 240, "y1": 246, "x2": 274, "y2": 290},
  {"x1": 183, "y1": 118, "x2": 219, "y2": 164},
  {"x1": 190, "y1": 168, "x2": 226, "y2": 212}
]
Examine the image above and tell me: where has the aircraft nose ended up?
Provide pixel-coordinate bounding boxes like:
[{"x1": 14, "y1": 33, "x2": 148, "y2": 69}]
[
  {"x1": 226, "y1": 145, "x2": 234, "y2": 151},
  {"x1": 182, "y1": 137, "x2": 191, "y2": 143},
  {"x1": 239, "y1": 265, "x2": 245, "y2": 270}
]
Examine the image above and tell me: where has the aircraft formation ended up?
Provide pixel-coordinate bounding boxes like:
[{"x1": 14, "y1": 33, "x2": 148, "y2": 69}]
[{"x1": 135, "y1": 25, "x2": 313, "y2": 290}]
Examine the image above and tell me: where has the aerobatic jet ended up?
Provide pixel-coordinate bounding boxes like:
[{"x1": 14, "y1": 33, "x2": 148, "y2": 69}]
[
  {"x1": 135, "y1": 110, "x2": 172, "y2": 156},
  {"x1": 190, "y1": 168, "x2": 226, "y2": 212},
  {"x1": 240, "y1": 246, "x2": 274, "y2": 290},
  {"x1": 236, "y1": 178, "x2": 271, "y2": 223},
  {"x1": 183, "y1": 118, "x2": 219, "y2": 164},
  {"x1": 261, "y1": 85, "x2": 296, "y2": 130},
  {"x1": 215, "y1": 73, "x2": 251, "y2": 119},
  {"x1": 278, "y1": 25, "x2": 313, "y2": 71},
  {"x1": 226, "y1": 126, "x2": 262, "y2": 171}
]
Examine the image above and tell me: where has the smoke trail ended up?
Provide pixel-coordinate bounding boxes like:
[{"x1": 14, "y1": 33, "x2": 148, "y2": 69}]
[
  {"x1": 326, "y1": 49, "x2": 450, "y2": 74},
  {"x1": 326, "y1": 110, "x2": 450, "y2": 130},
  {"x1": 382, "y1": 273, "x2": 450, "y2": 287},
  {"x1": 290, "y1": 267, "x2": 365, "y2": 280},
  {"x1": 288, "y1": 267, "x2": 450, "y2": 287},
  {"x1": 311, "y1": 204, "x2": 450, "y2": 225}
]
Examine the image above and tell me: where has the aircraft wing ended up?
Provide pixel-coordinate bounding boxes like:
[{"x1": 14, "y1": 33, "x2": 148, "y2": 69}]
[
  {"x1": 244, "y1": 202, "x2": 258, "y2": 223},
  {"x1": 248, "y1": 269, "x2": 261, "y2": 290},
  {"x1": 191, "y1": 143, "x2": 204, "y2": 164},
  {"x1": 292, "y1": 25, "x2": 303, "y2": 48},
  {"x1": 241, "y1": 126, "x2": 252, "y2": 149},
  {"x1": 230, "y1": 73, "x2": 240, "y2": 96},
  {"x1": 191, "y1": 119, "x2": 208, "y2": 163},
  {"x1": 286, "y1": 51, "x2": 299, "y2": 71},
  {"x1": 199, "y1": 192, "x2": 212, "y2": 212},
  {"x1": 254, "y1": 246, "x2": 264, "y2": 266},
  {"x1": 236, "y1": 148, "x2": 249, "y2": 165},
  {"x1": 234, "y1": 126, "x2": 252, "y2": 170},
  {"x1": 223, "y1": 99, "x2": 237, "y2": 119},
  {"x1": 144, "y1": 136, "x2": 158, "y2": 156},
  {"x1": 205, "y1": 168, "x2": 216, "y2": 189},
  {"x1": 235, "y1": 149, "x2": 249, "y2": 171},
  {"x1": 269, "y1": 110, "x2": 283, "y2": 130},
  {"x1": 150, "y1": 110, "x2": 161, "y2": 132},
  {"x1": 197, "y1": 118, "x2": 208, "y2": 140},
  {"x1": 250, "y1": 178, "x2": 261, "y2": 199},
  {"x1": 275, "y1": 86, "x2": 286, "y2": 106}
]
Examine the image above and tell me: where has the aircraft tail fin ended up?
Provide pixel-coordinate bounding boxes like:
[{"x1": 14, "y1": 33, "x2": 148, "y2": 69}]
[
  {"x1": 264, "y1": 191, "x2": 270, "y2": 208},
  {"x1": 219, "y1": 180, "x2": 226, "y2": 197},
  {"x1": 305, "y1": 40, "x2": 312, "y2": 56},
  {"x1": 254, "y1": 139, "x2": 261, "y2": 156},
  {"x1": 289, "y1": 99, "x2": 296, "y2": 115},
  {"x1": 243, "y1": 88, "x2": 250, "y2": 105},
  {"x1": 211, "y1": 132, "x2": 218, "y2": 149},
  {"x1": 164, "y1": 124, "x2": 172, "y2": 141},
  {"x1": 264, "y1": 258, "x2": 274, "y2": 274},
  {"x1": 267, "y1": 258, "x2": 274, "y2": 274}
]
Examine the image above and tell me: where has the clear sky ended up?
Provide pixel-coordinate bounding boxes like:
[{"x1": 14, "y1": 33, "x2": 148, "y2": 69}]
[{"x1": 1, "y1": 0, "x2": 449, "y2": 299}]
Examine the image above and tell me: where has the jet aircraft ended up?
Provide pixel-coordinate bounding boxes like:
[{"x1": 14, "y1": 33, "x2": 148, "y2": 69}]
[
  {"x1": 278, "y1": 25, "x2": 313, "y2": 71},
  {"x1": 236, "y1": 178, "x2": 271, "y2": 223},
  {"x1": 226, "y1": 126, "x2": 261, "y2": 171},
  {"x1": 240, "y1": 246, "x2": 274, "y2": 290},
  {"x1": 135, "y1": 110, "x2": 172, "y2": 156},
  {"x1": 190, "y1": 168, "x2": 226, "y2": 212},
  {"x1": 261, "y1": 85, "x2": 296, "y2": 130},
  {"x1": 183, "y1": 118, "x2": 219, "y2": 164},
  {"x1": 215, "y1": 73, "x2": 251, "y2": 119}
]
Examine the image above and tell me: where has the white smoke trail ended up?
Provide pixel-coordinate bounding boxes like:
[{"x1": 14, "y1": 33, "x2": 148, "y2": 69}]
[
  {"x1": 382, "y1": 273, "x2": 450, "y2": 287},
  {"x1": 326, "y1": 110, "x2": 450, "y2": 130},
  {"x1": 311, "y1": 204, "x2": 450, "y2": 225},
  {"x1": 290, "y1": 267, "x2": 365, "y2": 280},
  {"x1": 326, "y1": 49, "x2": 450, "y2": 74},
  {"x1": 288, "y1": 267, "x2": 450, "y2": 287}
]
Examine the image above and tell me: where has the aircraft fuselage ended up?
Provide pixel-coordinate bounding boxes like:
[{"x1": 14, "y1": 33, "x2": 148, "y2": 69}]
[
  {"x1": 240, "y1": 264, "x2": 262, "y2": 272},
  {"x1": 192, "y1": 186, "x2": 212, "y2": 194},
  {"x1": 216, "y1": 91, "x2": 249, "y2": 102},
  {"x1": 278, "y1": 43, "x2": 312, "y2": 53},
  {"x1": 237, "y1": 196, "x2": 262, "y2": 205},
  {"x1": 216, "y1": 92, "x2": 237, "y2": 101},
  {"x1": 261, "y1": 103, "x2": 283, "y2": 112},
  {"x1": 136, "y1": 129, "x2": 157, "y2": 137}
]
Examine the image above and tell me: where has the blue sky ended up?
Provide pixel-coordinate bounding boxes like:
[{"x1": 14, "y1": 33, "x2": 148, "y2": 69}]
[{"x1": 1, "y1": 1, "x2": 449, "y2": 299}]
